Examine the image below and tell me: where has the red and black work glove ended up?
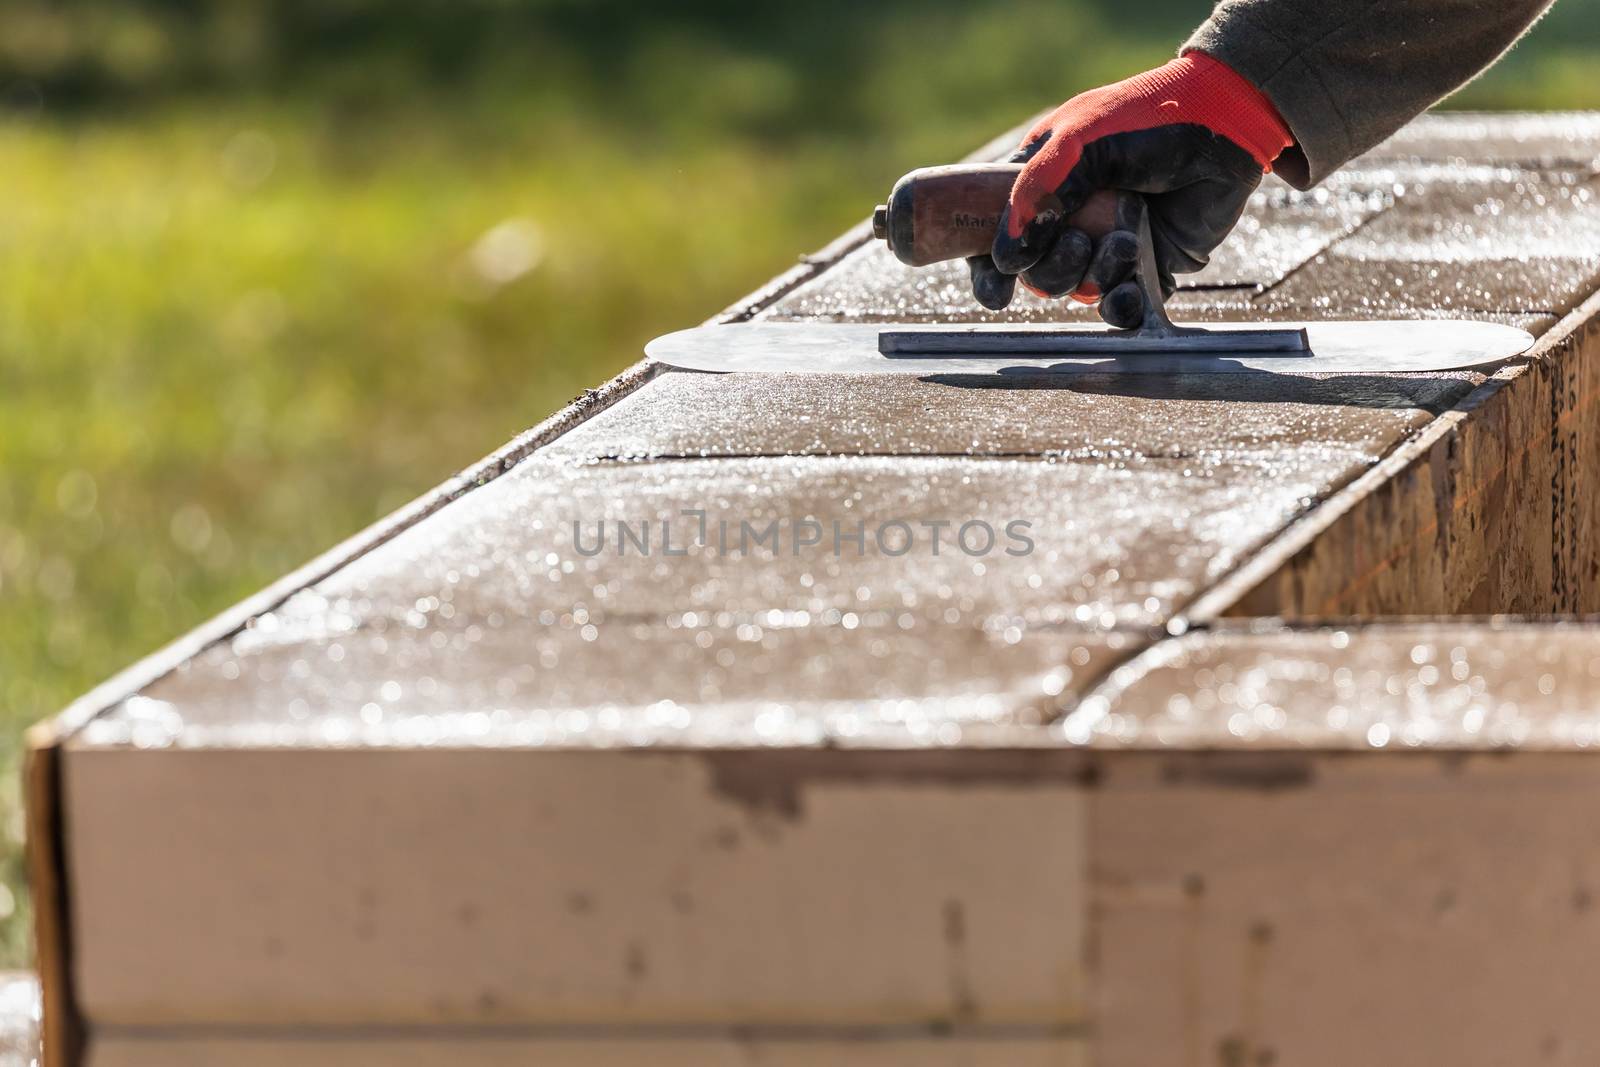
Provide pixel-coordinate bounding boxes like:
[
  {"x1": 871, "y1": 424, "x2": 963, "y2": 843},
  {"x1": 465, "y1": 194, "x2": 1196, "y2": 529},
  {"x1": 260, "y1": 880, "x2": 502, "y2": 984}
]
[{"x1": 969, "y1": 52, "x2": 1293, "y2": 325}]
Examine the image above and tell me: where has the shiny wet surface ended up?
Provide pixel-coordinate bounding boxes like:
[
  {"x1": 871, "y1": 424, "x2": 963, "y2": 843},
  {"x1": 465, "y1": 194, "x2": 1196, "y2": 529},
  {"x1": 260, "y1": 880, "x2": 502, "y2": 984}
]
[
  {"x1": 78, "y1": 112, "x2": 1600, "y2": 752},
  {"x1": 1075, "y1": 620, "x2": 1600, "y2": 749},
  {"x1": 765, "y1": 165, "x2": 1599, "y2": 325},
  {"x1": 105, "y1": 393, "x2": 1439, "y2": 744}
]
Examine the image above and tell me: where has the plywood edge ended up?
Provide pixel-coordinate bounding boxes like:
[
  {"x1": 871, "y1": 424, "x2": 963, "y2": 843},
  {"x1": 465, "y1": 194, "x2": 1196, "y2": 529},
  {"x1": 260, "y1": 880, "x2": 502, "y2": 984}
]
[
  {"x1": 62, "y1": 746, "x2": 1094, "y2": 1030},
  {"x1": 26, "y1": 724, "x2": 80, "y2": 1067},
  {"x1": 1175, "y1": 281, "x2": 1600, "y2": 624}
]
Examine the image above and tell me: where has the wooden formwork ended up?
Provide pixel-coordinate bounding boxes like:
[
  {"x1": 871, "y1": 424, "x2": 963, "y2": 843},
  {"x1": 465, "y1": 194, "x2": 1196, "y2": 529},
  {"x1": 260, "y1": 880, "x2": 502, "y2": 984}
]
[{"x1": 1204, "y1": 291, "x2": 1600, "y2": 619}]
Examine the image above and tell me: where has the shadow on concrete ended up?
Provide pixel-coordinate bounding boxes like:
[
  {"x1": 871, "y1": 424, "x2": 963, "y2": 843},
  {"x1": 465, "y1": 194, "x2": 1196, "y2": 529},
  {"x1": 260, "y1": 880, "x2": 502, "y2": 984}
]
[{"x1": 920, "y1": 369, "x2": 1482, "y2": 414}]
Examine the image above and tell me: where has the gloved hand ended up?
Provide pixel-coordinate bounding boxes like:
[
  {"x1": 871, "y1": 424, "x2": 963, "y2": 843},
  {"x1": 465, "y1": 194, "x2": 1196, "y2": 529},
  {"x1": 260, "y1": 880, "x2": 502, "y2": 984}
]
[{"x1": 968, "y1": 52, "x2": 1293, "y2": 325}]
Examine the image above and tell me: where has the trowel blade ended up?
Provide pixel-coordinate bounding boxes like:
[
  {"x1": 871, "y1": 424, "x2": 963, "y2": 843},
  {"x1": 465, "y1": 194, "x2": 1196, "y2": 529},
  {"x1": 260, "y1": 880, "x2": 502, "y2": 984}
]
[{"x1": 645, "y1": 320, "x2": 1534, "y2": 376}]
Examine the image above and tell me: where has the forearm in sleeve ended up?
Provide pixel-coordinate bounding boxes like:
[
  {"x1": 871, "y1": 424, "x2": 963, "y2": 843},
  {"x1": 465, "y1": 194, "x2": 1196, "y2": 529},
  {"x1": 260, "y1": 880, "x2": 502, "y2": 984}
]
[{"x1": 1183, "y1": 0, "x2": 1556, "y2": 187}]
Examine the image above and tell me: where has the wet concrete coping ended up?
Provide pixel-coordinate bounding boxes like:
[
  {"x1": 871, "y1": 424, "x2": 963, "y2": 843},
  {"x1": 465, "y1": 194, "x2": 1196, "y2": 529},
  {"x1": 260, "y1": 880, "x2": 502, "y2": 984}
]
[{"x1": 56, "y1": 110, "x2": 1600, "y2": 749}]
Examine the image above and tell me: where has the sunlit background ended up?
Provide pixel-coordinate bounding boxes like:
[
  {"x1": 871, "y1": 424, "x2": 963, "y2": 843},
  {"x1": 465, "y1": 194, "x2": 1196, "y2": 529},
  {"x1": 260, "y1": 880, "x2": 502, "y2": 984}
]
[{"x1": 0, "y1": 0, "x2": 1596, "y2": 965}]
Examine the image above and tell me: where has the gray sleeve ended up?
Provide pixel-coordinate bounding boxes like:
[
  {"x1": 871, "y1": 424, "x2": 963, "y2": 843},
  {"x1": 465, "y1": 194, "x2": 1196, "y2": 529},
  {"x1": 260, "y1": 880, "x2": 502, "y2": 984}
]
[{"x1": 1183, "y1": 0, "x2": 1557, "y2": 188}]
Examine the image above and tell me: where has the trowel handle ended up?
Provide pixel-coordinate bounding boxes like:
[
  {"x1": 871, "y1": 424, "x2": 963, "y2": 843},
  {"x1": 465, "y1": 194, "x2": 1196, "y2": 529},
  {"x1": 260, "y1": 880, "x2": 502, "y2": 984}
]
[{"x1": 872, "y1": 163, "x2": 1118, "y2": 267}]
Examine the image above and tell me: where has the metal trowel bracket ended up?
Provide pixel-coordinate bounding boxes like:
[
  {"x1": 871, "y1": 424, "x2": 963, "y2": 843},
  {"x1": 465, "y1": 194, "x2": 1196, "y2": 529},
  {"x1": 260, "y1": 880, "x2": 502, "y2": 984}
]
[{"x1": 880, "y1": 196, "x2": 1310, "y2": 357}]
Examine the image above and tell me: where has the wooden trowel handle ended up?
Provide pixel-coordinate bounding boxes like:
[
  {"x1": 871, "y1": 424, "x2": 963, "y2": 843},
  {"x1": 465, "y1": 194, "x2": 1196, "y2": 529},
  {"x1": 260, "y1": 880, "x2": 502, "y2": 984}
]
[{"x1": 872, "y1": 163, "x2": 1118, "y2": 267}]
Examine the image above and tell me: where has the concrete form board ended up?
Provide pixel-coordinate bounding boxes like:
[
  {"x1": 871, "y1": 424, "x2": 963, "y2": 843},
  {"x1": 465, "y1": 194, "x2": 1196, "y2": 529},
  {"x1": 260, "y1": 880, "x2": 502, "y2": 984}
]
[
  {"x1": 1214, "y1": 298, "x2": 1600, "y2": 618},
  {"x1": 1089, "y1": 749, "x2": 1600, "y2": 1067},
  {"x1": 53, "y1": 683, "x2": 1600, "y2": 1067},
  {"x1": 62, "y1": 747, "x2": 1094, "y2": 1028}
]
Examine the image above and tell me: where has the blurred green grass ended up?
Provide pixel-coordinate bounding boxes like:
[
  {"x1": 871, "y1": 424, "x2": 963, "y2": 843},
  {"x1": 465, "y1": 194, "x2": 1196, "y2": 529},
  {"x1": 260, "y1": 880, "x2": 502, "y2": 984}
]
[{"x1": 1, "y1": 0, "x2": 1598, "y2": 965}]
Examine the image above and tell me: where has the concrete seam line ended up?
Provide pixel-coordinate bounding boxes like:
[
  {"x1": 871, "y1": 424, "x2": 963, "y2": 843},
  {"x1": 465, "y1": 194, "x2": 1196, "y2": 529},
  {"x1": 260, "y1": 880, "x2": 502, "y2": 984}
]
[
  {"x1": 1173, "y1": 281, "x2": 1600, "y2": 627},
  {"x1": 1250, "y1": 196, "x2": 1396, "y2": 304}
]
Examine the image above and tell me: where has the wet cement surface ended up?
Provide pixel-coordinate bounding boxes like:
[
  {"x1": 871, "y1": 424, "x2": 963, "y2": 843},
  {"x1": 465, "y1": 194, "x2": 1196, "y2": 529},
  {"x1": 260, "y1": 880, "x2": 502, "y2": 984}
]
[
  {"x1": 1265, "y1": 172, "x2": 1600, "y2": 315},
  {"x1": 1074, "y1": 620, "x2": 1600, "y2": 749},
  {"x1": 94, "y1": 604, "x2": 1136, "y2": 748},
  {"x1": 79, "y1": 112, "x2": 1600, "y2": 750},
  {"x1": 542, "y1": 370, "x2": 1467, "y2": 461},
  {"x1": 103, "y1": 443, "x2": 1338, "y2": 743},
  {"x1": 1358, "y1": 111, "x2": 1600, "y2": 168}
]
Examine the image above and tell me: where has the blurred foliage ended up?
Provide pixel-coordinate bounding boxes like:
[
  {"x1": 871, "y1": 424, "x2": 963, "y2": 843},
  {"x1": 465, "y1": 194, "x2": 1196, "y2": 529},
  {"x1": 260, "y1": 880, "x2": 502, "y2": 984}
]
[{"x1": 1, "y1": 0, "x2": 1598, "y2": 967}]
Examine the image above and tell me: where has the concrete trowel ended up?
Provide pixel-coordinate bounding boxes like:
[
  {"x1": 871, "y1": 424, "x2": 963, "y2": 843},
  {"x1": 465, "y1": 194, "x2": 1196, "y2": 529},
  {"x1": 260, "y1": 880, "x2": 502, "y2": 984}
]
[{"x1": 646, "y1": 163, "x2": 1534, "y2": 376}]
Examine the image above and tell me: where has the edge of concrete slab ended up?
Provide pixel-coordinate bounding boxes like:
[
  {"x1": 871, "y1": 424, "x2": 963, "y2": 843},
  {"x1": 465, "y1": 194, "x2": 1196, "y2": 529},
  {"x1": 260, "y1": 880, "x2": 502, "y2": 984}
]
[{"x1": 1064, "y1": 613, "x2": 1600, "y2": 754}]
